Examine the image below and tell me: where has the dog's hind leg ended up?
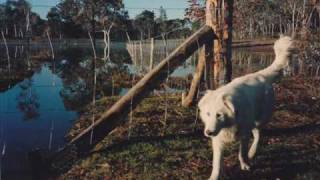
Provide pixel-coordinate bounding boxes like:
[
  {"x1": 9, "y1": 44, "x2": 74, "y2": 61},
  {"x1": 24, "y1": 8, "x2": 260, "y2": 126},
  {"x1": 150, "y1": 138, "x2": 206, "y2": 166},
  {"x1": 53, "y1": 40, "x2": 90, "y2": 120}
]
[
  {"x1": 248, "y1": 128, "x2": 260, "y2": 159},
  {"x1": 238, "y1": 136, "x2": 250, "y2": 171},
  {"x1": 209, "y1": 139, "x2": 224, "y2": 180}
]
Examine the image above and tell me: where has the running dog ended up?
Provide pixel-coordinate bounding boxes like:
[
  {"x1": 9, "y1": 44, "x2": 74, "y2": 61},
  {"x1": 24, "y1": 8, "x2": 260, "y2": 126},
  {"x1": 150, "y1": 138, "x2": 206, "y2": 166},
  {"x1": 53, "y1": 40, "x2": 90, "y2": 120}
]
[{"x1": 198, "y1": 36, "x2": 293, "y2": 180}]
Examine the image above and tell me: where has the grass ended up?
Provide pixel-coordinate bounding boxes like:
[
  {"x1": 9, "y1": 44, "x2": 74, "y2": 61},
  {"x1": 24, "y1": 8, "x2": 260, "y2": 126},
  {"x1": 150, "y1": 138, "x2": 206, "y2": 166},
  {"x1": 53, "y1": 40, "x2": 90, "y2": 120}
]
[{"x1": 56, "y1": 76, "x2": 320, "y2": 180}]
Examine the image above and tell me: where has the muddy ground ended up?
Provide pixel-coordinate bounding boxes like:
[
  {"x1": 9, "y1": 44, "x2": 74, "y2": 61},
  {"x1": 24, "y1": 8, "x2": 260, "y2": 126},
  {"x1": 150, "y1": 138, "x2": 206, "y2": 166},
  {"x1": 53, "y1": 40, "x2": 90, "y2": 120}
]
[{"x1": 56, "y1": 75, "x2": 320, "y2": 180}]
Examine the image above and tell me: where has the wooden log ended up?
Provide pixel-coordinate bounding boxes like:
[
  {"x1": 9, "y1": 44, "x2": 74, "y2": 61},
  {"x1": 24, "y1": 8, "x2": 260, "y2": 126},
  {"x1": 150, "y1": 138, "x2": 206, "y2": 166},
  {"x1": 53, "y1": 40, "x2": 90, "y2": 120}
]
[
  {"x1": 182, "y1": 46, "x2": 206, "y2": 107},
  {"x1": 49, "y1": 26, "x2": 216, "y2": 168}
]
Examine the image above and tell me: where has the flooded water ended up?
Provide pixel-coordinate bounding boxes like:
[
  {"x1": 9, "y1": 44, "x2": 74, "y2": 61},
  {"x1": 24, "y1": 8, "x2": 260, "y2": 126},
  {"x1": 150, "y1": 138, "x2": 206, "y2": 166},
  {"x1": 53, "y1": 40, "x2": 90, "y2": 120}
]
[
  {"x1": 0, "y1": 65, "x2": 77, "y2": 179},
  {"x1": 0, "y1": 42, "x2": 318, "y2": 179}
]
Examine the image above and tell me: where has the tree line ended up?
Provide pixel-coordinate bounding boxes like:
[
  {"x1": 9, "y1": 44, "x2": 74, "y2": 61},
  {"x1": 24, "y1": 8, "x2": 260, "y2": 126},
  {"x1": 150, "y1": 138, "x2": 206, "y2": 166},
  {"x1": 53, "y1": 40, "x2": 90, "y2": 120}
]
[
  {"x1": 0, "y1": 0, "x2": 191, "y2": 41},
  {"x1": 1, "y1": 0, "x2": 319, "y2": 41}
]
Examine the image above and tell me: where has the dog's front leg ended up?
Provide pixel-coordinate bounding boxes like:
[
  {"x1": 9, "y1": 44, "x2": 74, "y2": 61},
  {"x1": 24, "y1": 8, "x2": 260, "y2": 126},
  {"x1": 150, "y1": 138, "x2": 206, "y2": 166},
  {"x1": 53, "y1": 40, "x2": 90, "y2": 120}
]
[
  {"x1": 239, "y1": 137, "x2": 250, "y2": 171},
  {"x1": 209, "y1": 138, "x2": 224, "y2": 180},
  {"x1": 248, "y1": 128, "x2": 260, "y2": 159}
]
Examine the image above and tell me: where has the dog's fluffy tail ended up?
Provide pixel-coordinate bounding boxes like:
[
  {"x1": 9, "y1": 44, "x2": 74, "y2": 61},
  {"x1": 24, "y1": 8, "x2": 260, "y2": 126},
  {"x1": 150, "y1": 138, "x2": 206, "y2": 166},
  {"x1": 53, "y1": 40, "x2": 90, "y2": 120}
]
[
  {"x1": 272, "y1": 36, "x2": 293, "y2": 68},
  {"x1": 259, "y1": 36, "x2": 293, "y2": 82}
]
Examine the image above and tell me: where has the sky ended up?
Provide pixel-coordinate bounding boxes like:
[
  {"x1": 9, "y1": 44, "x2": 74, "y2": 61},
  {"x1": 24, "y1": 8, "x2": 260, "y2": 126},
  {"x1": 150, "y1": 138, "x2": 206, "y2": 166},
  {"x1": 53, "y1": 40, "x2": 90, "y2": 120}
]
[{"x1": 0, "y1": 0, "x2": 188, "y2": 19}]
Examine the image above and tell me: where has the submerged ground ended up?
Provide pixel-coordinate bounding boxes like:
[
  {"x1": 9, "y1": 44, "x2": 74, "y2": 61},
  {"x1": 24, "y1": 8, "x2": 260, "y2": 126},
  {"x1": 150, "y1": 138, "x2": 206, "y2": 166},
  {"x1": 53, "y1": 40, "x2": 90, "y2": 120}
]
[{"x1": 57, "y1": 75, "x2": 320, "y2": 180}]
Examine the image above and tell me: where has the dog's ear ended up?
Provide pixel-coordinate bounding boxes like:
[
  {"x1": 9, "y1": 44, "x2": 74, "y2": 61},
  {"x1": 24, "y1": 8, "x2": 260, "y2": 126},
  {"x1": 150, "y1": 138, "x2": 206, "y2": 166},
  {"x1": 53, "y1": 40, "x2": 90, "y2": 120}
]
[
  {"x1": 222, "y1": 95, "x2": 235, "y2": 116},
  {"x1": 198, "y1": 90, "x2": 214, "y2": 109}
]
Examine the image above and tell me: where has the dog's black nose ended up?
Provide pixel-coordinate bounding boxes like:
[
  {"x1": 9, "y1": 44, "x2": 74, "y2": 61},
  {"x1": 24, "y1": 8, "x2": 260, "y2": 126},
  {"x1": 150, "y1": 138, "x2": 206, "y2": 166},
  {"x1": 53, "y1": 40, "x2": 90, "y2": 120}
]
[{"x1": 206, "y1": 130, "x2": 218, "y2": 136}]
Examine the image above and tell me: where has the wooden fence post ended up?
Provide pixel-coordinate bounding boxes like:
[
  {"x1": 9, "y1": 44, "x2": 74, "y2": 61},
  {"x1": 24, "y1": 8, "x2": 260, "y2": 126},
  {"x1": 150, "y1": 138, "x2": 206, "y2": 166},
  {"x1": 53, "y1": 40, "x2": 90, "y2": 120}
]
[
  {"x1": 181, "y1": 0, "x2": 219, "y2": 107},
  {"x1": 206, "y1": 0, "x2": 234, "y2": 86},
  {"x1": 206, "y1": 0, "x2": 222, "y2": 89},
  {"x1": 224, "y1": 0, "x2": 234, "y2": 83},
  {"x1": 182, "y1": 0, "x2": 234, "y2": 107}
]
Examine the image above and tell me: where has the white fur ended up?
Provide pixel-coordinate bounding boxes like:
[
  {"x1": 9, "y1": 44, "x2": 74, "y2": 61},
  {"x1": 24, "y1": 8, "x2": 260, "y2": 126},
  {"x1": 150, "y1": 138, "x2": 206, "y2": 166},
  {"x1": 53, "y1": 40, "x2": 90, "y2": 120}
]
[{"x1": 198, "y1": 36, "x2": 293, "y2": 180}]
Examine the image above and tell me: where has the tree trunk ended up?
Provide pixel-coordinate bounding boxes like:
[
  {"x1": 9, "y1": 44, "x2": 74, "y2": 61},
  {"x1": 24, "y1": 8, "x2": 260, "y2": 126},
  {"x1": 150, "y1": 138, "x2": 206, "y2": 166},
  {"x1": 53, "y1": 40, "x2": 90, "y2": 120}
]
[
  {"x1": 103, "y1": 30, "x2": 107, "y2": 60},
  {"x1": 91, "y1": 10, "x2": 96, "y2": 50},
  {"x1": 149, "y1": 38, "x2": 154, "y2": 71},
  {"x1": 14, "y1": 24, "x2": 17, "y2": 38},
  {"x1": 292, "y1": 2, "x2": 296, "y2": 36},
  {"x1": 1, "y1": 31, "x2": 10, "y2": 70},
  {"x1": 107, "y1": 24, "x2": 113, "y2": 61}
]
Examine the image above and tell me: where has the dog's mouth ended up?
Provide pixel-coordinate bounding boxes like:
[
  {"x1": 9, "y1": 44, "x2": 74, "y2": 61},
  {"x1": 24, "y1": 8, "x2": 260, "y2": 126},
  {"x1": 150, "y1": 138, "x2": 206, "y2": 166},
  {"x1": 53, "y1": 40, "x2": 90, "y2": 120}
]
[{"x1": 205, "y1": 129, "x2": 220, "y2": 137}]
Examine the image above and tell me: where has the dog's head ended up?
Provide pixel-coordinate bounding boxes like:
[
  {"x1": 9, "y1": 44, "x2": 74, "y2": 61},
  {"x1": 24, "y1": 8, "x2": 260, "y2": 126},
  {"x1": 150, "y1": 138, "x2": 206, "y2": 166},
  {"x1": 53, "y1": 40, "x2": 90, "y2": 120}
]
[{"x1": 198, "y1": 91, "x2": 235, "y2": 138}]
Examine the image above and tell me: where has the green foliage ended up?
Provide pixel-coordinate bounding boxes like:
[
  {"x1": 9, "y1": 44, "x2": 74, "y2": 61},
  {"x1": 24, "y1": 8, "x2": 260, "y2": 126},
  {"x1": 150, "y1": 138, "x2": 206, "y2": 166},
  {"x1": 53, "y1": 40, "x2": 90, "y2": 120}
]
[
  {"x1": 134, "y1": 10, "x2": 155, "y2": 39},
  {"x1": 56, "y1": 0, "x2": 127, "y2": 39}
]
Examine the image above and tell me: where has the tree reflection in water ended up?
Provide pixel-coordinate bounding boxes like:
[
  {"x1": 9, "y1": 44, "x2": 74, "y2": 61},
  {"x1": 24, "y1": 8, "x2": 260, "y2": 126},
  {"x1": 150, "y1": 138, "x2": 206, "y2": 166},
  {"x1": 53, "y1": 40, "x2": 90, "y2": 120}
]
[
  {"x1": 57, "y1": 47, "x2": 131, "y2": 110},
  {"x1": 17, "y1": 79, "x2": 40, "y2": 120}
]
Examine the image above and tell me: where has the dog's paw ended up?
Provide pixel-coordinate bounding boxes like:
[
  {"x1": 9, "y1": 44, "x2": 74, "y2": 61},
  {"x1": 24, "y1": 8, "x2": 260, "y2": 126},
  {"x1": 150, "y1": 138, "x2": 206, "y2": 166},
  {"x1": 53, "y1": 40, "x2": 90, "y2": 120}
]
[{"x1": 240, "y1": 163, "x2": 250, "y2": 171}]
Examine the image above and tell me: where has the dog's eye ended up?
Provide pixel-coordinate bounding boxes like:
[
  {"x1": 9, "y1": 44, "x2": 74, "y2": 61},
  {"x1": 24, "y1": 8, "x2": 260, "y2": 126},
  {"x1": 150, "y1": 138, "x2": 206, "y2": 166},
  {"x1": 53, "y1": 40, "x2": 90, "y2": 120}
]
[{"x1": 216, "y1": 113, "x2": 222, "y2": 119}]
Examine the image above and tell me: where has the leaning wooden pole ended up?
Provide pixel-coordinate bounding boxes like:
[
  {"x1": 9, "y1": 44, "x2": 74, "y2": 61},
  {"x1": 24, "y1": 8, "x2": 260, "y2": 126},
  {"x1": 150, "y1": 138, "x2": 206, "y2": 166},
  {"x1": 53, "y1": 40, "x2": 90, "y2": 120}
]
[
  {"x1": 49, "y1": 26, "x2": 216, "y2": 166},
  {"x1": 182, "y1": 47, "x2": 206, "y2": 107}
]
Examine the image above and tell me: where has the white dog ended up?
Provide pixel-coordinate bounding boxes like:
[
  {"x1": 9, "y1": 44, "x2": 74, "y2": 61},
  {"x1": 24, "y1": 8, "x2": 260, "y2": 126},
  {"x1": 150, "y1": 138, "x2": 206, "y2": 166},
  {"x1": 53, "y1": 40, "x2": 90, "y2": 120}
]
[{"x1": 198, "y1": 36, "x2": 293, "y2": 180}]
